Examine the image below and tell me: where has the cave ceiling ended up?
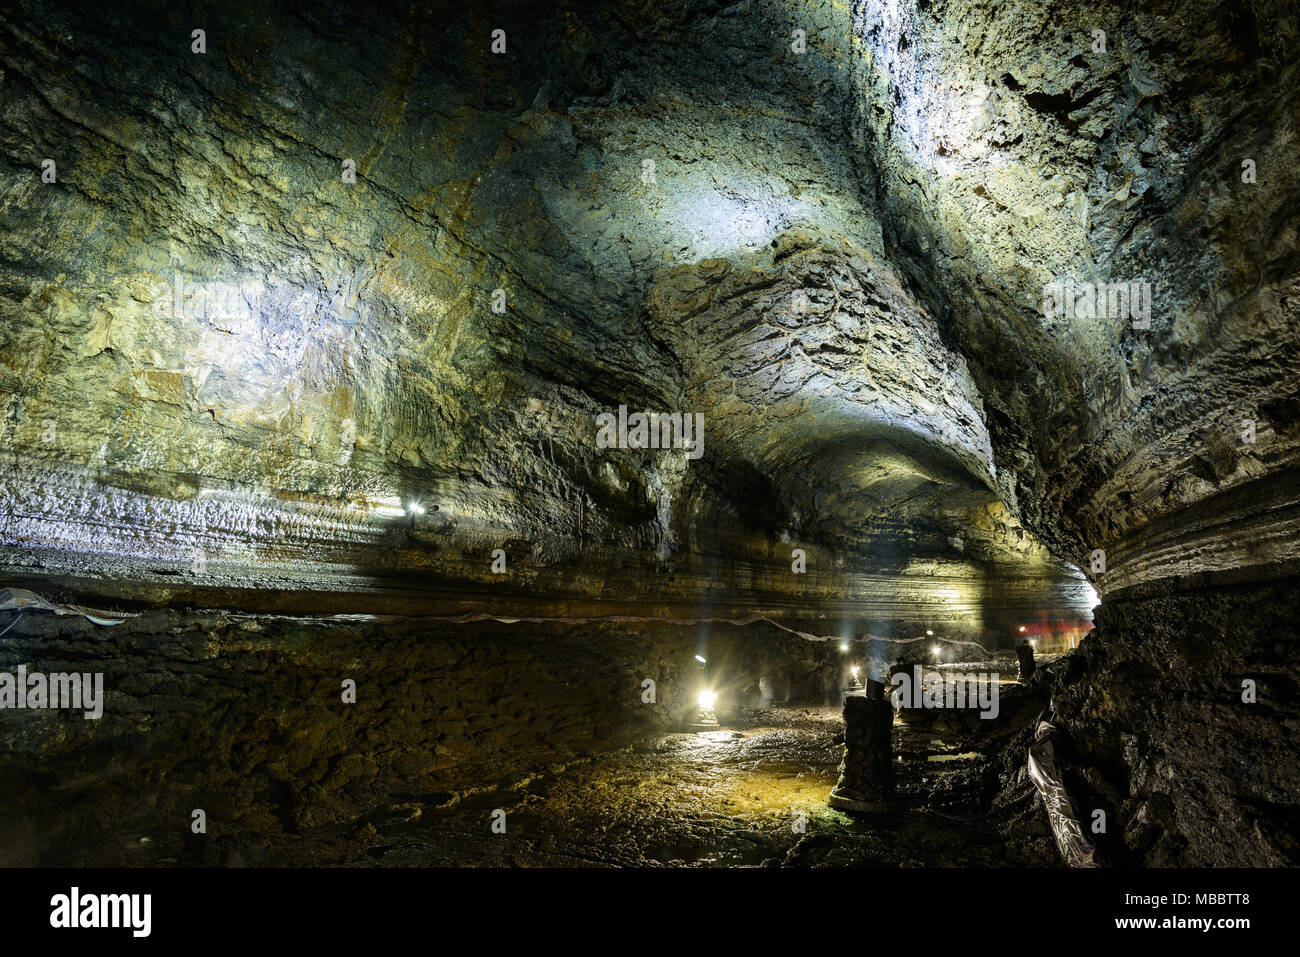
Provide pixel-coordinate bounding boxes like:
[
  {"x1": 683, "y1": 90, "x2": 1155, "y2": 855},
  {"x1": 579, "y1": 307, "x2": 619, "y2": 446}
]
[{"x1": 0, "y1": 0, "x2": 1296, "y2": 629}]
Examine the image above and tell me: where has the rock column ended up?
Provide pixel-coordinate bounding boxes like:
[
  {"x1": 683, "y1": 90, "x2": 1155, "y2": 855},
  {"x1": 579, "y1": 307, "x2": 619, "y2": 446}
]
[{"x1": 828, "y1": 680, "x2": 897, "y2": 813}]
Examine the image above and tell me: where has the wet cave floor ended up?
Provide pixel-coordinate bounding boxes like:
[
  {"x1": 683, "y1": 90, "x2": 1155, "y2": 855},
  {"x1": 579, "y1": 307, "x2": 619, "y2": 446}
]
[{"x1": 134, "y1": 705, "x2": 1048, "y2": 869}]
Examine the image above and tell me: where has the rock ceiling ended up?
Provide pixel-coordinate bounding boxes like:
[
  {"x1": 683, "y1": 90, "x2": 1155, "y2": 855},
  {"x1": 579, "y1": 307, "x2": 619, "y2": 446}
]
[{"x1": 0, "y1": 0, "x2": 1295, "y2": 631}]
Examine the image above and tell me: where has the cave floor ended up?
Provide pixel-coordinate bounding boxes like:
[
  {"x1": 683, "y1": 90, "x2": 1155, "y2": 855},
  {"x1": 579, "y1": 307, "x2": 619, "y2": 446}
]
[{"x1": 236, "y1": 706, "x2": 1047, "y2": 868}]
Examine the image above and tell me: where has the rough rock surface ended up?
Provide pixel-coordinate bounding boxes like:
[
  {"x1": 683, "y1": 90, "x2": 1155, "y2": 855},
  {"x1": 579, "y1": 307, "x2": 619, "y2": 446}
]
[
  {"x1": 848, "y1": 0, "x2": 1300, "y2": 591},
  {"x1": 0, "y1": 0, "x2": 1110, "y2": 631},
  {"x1": 0, "y1": 611, "x2": 843, "y2": 865},
  {"x1": 979, "y1": 579, "x2": 1300, "y2": 866}
]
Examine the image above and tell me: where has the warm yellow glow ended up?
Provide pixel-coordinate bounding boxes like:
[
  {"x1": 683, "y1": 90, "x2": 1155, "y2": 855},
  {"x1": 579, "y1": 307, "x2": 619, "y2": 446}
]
[
  {"x1": 697, "y1": 690, "x2": 717, "y2": 710},
  {"x1": 932, "y1": 645, "x2": 941, "y2": 656},
  {"x1": 926, "y1": 629, "x2": 934, "y2": 636}
]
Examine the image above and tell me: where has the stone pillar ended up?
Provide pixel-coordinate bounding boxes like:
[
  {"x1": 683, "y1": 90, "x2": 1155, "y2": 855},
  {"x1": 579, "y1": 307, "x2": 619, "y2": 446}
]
[
  {"x1": 828, "y1": 680, "x2": 897, "y2": 814},
  {"x1": 1016, "y1": 641, "x2": 1036, "y2": 681}
]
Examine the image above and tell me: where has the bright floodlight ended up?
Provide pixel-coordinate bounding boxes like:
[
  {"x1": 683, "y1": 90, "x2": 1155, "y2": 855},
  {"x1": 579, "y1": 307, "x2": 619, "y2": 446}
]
[
  {"x1": 697, "y1": 690, "x2": 717, "y2": 710},
  {"x1": 926, "y1": 629, "x2": 934, "y2": 636},
  {"x1": 839, "y1": 642, "x2": 849, "y2": 652},
  {"x1": 694, "y1": 655, "x2": 707, "y2": 664},
  {"x1": 932, "y1": 645, "x2": 941, "y2": 656},
  {"x1": 406, "y1": 501, "x2": 425, "y2": 515}
]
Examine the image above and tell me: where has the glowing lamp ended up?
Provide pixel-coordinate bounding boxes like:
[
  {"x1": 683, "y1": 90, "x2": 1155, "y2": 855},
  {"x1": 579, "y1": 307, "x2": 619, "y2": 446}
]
[
  {"x1": 687, "y1": 688, "x2": 720, "y2": 731},
  {"x1": 847, "y1": 664, "x2": 864, "y2": 694}
]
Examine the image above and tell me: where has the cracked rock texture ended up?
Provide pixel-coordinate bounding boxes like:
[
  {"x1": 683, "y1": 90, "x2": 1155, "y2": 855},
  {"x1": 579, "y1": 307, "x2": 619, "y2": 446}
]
[
  {"x1": 982, "y1": 580, "x2": 1300, "y2": 866},
  {"x1": 1, "y1": 0, "x2": 1293, "y2": 614},
  {"x1": 0, "y1": 0, "x2": 1107, "y2": 631},
  {"x1": 0, "y1": 612, "x2": 843, "y2": 865},
  {"x1": 849, "y1": 0, "x2": 1300, "y2": 592}
]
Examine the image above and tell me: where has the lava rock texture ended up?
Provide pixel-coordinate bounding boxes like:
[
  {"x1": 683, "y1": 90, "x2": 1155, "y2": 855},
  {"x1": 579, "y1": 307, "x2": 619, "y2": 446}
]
[{"x1": 0, "y1": 611, "x2": 842, "y2": 865}]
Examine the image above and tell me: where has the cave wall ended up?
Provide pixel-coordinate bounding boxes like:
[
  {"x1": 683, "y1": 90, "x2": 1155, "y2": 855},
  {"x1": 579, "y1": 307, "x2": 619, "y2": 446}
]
[
  {"x1": 992, "y1": 577, "x2": 1300, "y2": 866},
  {"x1": 0, "y1": 0, "x2": 1096, "y2": 630},
  {"x1": 847, "y1": 0, "x2": 1300, "y2": 595},
  {"x1": 0, "y1": 611, "x2": 840, "y2": 865}
]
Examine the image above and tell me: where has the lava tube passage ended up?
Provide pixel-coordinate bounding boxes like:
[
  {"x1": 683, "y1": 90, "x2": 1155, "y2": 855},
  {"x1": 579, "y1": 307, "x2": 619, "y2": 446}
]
[{"x1": 0, "y1": 0, "x2": 1294, "y2": 940}]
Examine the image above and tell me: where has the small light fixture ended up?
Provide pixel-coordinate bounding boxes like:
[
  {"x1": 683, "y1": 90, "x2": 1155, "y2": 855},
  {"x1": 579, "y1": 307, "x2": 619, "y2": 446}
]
[
  {"x1": 688, "y1": 688, "x2": 720, "y2": 731},
  {"x1": 839, "y1": 642, "x2": 849, "y2": 653},
  {"x1": 926, "y1": 629, "x2": 934, "y2": 636},
  {"x1": 847, "y1": 664, "x2": 863, "y2": 693},
  {"x1": 406, "y1": 501, "x2": 425, "y2": 516},
  {"x1": 694, "y1": 654, "x2": 707, "y2": 664},
  {"x1": 1019, "y1": 626, "x2": 1027, "y2": 633},
  {"x1": 932, "y1": 645, "x2": 941, "y2": 657},
  {"x1": 1028, "y1": 638, "x2": 1036, "y2": 647}
]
